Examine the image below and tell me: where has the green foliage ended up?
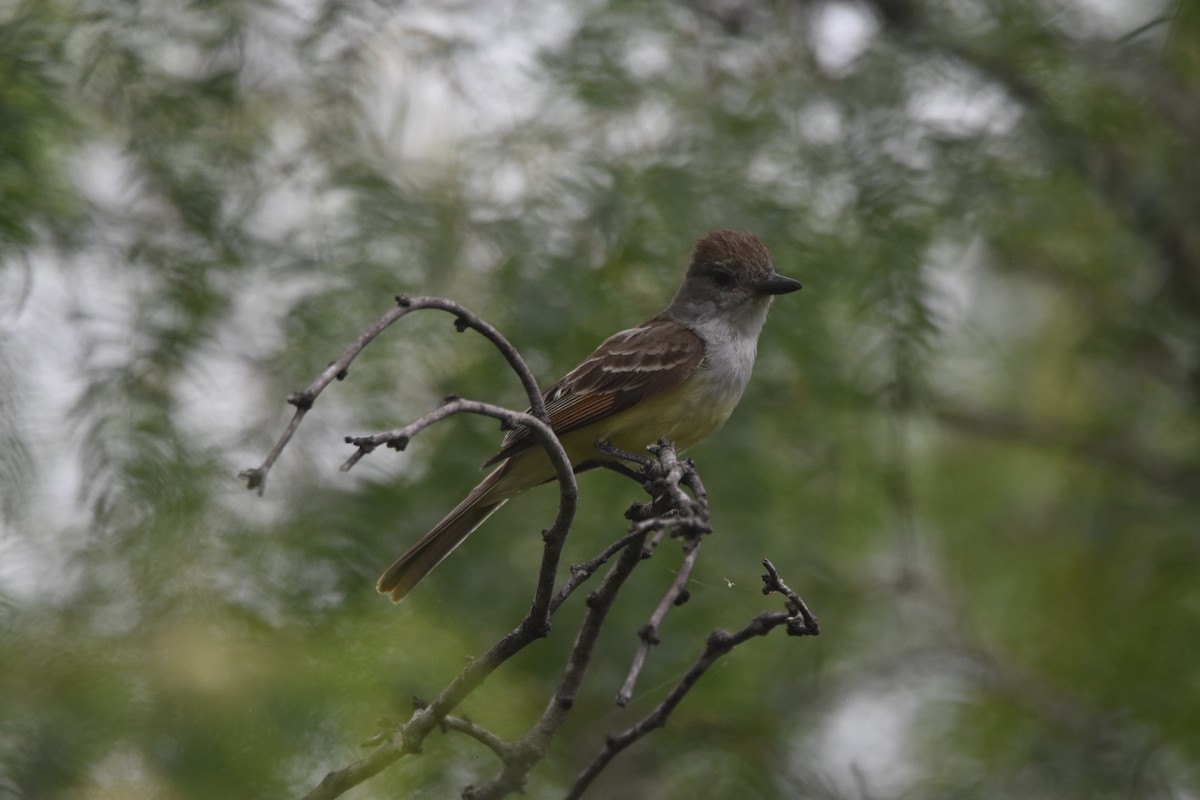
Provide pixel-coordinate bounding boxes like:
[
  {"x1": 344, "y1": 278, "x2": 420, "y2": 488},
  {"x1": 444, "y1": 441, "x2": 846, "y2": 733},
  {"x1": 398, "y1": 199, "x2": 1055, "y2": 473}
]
[
  {"x1": 2, "y1": 1, "x2": 1198, "y2": 798},
  {"x1": 0, "y1": 1, "x2": 83, "y2": 247}
]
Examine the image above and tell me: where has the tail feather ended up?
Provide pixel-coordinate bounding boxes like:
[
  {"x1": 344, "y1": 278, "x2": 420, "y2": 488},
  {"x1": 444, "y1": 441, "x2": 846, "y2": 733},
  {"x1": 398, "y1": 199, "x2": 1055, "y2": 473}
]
[{"x1": 376, "y1": 463, "x2": 510, "y2": 603}]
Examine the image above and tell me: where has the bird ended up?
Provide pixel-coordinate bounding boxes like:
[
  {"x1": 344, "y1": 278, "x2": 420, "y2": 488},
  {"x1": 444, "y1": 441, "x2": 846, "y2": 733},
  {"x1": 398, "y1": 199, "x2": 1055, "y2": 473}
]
[{"x1": 377, "y1": 230, "x2": 801, "y2": 602}]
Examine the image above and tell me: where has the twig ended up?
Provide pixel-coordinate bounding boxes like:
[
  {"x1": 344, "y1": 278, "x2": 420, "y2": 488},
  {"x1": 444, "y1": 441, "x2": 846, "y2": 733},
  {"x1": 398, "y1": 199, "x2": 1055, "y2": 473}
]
[
  {"x1": 464, "y1": 533, "x2": 651, "y2": 800},
  {"x1": 565, "y1": 563, "x2": 819, "y2": 800},
  {"x1": 616, "y1": 536, "x2": 702, "y2": 707},
  {"x1": 441, "y1": 715, "x2": 516, "y2": 762},
  {"x1": 301, "y1": 585, "x2": 568, "y2": 800},
  {"x1": 550, "y1": 529, "x2": 649, "y2": 614},
  {"x1": 240, "y1": 295, "x2": 548, "y2": 495},
  {"x1": 445, "y1": 443, "x2": 742, "y2": 799},
  {"x1": 614, "y1": 450, "x2": 711, "y2": 707},
  {"x1": 761, "y1": 558, "x2": 820, "y2": 637},
  {"x1": 343, "y1": 397, "x2": 578, "y2": 626},
  {"x1": 298, "y1": 402, "x2": 582, "y2": 799}
]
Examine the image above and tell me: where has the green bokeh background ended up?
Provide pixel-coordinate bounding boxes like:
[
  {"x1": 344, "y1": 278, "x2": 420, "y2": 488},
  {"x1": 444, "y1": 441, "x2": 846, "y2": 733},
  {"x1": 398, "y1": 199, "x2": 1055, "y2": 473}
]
[{"x1": 2, "y1": 1, "x2": 1197, "y2": 798}]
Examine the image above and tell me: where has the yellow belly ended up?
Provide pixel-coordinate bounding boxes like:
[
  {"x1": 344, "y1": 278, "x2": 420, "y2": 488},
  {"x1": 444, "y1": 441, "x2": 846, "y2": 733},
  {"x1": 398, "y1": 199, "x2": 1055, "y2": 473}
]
[
  {"x1": 493, "y1": 370, "x2": 742, "y2": 498},
  {"x1": 588, "y1": 374, "x2": 739, "y2": 454}
]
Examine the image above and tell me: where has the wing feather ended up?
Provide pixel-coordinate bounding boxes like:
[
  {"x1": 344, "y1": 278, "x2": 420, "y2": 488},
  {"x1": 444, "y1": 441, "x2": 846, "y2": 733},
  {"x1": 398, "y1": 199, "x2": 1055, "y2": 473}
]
[{"x1": 483, "y1": 317, "x2": 704, "y2": 466}]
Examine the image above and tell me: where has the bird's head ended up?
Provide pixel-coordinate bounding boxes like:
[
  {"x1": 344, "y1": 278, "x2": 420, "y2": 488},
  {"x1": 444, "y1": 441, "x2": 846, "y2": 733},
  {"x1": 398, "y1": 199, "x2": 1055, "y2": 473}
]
[{"x1": 669, "y1": 230, "x2": 802, "y2": 331}]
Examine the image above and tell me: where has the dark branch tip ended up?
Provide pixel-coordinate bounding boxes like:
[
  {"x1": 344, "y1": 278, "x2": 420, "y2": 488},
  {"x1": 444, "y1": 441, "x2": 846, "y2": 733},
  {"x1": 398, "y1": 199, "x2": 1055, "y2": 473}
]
[
  {"x1": 787, "y1": 617, "x2": 820, "y2": 637},
  {"x1": 238, "y1": 468, "x2": 266, "y2": 495},
  {"x1": 287, "y1": 390, "x2": 315, "y2": 410},
  {"x1": 636, "y1": 624, "x2": 661, "y2": 645}
]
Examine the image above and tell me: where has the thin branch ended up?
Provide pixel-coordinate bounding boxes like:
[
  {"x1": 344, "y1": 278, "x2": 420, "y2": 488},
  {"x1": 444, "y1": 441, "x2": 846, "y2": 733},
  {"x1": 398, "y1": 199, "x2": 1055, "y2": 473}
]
[
  {"x1": 299, "y1": 740, "x2": 410, "y2": 800},
  {"x1": 343, "y1": 396, "x2": 580, "y2": 626},
  {"x1": 550, "y1": 529, "x2": 649, "y2": 614},
  {"x1": 338, "y1": 399, "x2": 566, "y2": 502},
  {"x1": 465, "y1": 533, "x2": 651, "y2": 800},
  {"x1": 301, "y1": 589, "x2": 565, "y2": 800},
  {"x1": 297, "y1": 404, "x2": 581, "y2": 799},
  {"x1": 616, "y1": 537, "x2": 702, "y2": 707},
  {"x1": 240, "y1": 295, "x2": 548, "y2": 495},
  {"x1": 565, "y1": 561, "x2": 818, "y2": 800},
  {"x1": 761, "y1": 558, "x2": 820, "y2": 637},
  {"x1": 441, "y1": 715, "x2": 516, "y2": 762},
  {"x1": 611, "y1": 451, "x2": 710, "y2": 708},
  {"x1": 597, "y1": 441, "x2": 718, "y2": 706}
]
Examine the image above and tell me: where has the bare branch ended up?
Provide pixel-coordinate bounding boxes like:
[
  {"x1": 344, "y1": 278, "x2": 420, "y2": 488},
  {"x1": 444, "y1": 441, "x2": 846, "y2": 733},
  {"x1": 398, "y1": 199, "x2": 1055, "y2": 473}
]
[
  {"x1": 616, "y1": 537, "x2": 702, "y2": 707},
  {"x1": 465, "y1": 531, "x2": 651, "y2": 800},
  {"x1": 566, "y1": 563, "x2": 818, "y2": 800},
  {"x1": 615, "y1": 449, "x2": 712, "y2": 707},
  {"x1": 343, "y1": 396, "x2": 580, "y2": 625},
  {"x1": 551, "y1": 529, "x2": 649, "y2": 614},
  {"x1": 761, "y1": 558, "x2": 820, "y2": 637},
  {"x1": 295, "y1": 406, "x2": 581, "y2": 799},
  {"x1": 240, "y1": 295, "x2": 548, "y2": 495},
  {"x1": 299, "y1": 739, "x2": 410, "y2": 800},
  {"x1": 441, "y1": 715, "x2": 516, "y2": 762}
]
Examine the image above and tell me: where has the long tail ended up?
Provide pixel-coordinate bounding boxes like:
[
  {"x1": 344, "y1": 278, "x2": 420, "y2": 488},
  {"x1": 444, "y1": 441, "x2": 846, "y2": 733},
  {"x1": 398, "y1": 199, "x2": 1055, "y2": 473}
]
[{"x1": 376, "y1": 462, "x2": 511, "y2": 603}]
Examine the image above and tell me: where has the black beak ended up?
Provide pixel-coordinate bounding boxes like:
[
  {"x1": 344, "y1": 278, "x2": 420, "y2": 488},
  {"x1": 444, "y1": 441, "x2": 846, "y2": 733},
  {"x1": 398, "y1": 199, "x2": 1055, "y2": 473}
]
[{"x1": 755, "y1": 274, "x2": 803, "y2": 296}]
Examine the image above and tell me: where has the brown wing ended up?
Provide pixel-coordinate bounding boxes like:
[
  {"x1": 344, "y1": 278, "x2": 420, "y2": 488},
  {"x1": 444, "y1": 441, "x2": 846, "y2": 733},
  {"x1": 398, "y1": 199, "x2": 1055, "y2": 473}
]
[{"x1": 482, "y1": 317, "x2": 705, "y2": 466}]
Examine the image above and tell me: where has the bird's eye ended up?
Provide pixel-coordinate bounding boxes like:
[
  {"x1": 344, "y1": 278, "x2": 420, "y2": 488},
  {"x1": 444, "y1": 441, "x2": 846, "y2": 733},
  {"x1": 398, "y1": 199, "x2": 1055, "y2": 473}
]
[{"x1": 712, "y1": 269, "x2": 734, "y2": 287}]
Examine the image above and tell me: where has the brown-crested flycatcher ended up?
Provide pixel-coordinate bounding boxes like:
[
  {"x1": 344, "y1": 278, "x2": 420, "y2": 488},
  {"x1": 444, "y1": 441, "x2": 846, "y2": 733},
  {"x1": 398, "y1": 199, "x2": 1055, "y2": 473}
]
[{"x1": 378, "y1": 230, "x2": 801, "y2": 602}]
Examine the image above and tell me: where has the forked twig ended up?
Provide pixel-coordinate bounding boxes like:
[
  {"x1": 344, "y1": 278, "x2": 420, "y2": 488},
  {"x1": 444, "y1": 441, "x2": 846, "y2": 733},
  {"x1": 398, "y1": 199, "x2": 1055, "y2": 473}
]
[
  {"x1": 565, "y1": 560, "x2": 819, "y2": 800},
  {"x1": 239, "y1": 295, "x2": 547, "y2": 495},
  {"x1": 614, "y1": 447, "x2": 712, "y2": 707}
]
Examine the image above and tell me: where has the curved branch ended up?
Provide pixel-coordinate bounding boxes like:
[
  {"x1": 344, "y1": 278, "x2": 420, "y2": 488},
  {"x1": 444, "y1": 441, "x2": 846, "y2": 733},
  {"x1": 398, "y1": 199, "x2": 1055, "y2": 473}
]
[
  {"x1": 239, "y1": 295, "x2": 547, "y2": 495},
  {"x1": 343, "y1": 398, "x2": 579, "y2": 624}
]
